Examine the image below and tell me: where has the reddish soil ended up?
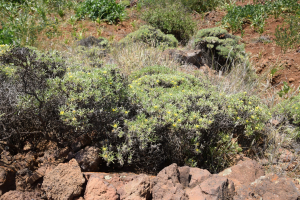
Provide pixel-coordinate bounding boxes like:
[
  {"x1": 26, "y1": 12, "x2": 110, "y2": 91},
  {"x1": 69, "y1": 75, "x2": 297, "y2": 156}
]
[
  {"x1": 36, "y1": 8, "x2": 144, "y2": 51},
  {"x1": 36, "y1": 2, "x2": 300, "y2": 91},
  {"x1": 201, "y1": 4, "x2": 300, "y2": 91}
]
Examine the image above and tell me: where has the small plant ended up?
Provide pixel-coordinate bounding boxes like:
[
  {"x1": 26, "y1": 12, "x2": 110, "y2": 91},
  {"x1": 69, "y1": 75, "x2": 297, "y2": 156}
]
[
  {"x1": 76, "y1": 0, "x2": 126, "y2": 24},
  {"x1": 130, "y1": 20, "x2": 138, "y2": 31},
  {"x1": 277, "y1": 82, "x2": 291, "y2": 98},
  {"x1": 0, "y1": 24, "x2": 15, "y2": 45},
  {"x1": 142, "y1": 1, "x2": 196, "y2": 41}
]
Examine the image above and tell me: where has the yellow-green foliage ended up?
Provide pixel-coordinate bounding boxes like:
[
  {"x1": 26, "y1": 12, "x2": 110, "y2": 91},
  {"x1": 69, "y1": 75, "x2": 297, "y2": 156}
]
[
  {"x1": 119, "y1": 25, "x2": 178, "y2": 48},
  {"x1": 53, "y1": 67, "x2": 128, "y2": 129},
  {"x1": 105, "y1": 65, "x2": 271, "y2": 171}
]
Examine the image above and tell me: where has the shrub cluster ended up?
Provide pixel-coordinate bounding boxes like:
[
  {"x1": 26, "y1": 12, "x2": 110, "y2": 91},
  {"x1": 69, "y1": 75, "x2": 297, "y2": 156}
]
[
  {"x1": 141, "y1": 1, "x2": 196, "y2": 42},
  {"x1": 119, "y1": 25, "x2": 178, "y2": 48},
  {"x1": 193, "y1": 27, "x2": 246, "y2": 70},
  {"x1": 0, "y1": 47, "x2": 271, "y2": 173},
  {"x1": 76, "y1": 0, "x2": 125, "y2": 24}
]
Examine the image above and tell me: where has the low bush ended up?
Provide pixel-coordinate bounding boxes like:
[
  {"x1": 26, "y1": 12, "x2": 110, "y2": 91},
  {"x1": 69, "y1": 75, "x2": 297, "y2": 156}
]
[
  {"x1": 193, "y1": 27, "x2": 246, "y2": 70},
  {"x1": 119, "y1": 25, "x2": 178, "y2": 48},
  {"x1": 142, "y1": 1, "x2": 197, "y2": 41},
  {"x1": 103, "y1": 65, "x2": 271, "y2": 172},
  {"x1": 0, "y1": 47, "x2": 130, "y2": 148},
  {"x1": 0, "y1": 47, "x2": 66, "y2": 144},
  {"x1": 76, "y1": 0, "x2": 125, "y2": 24}
]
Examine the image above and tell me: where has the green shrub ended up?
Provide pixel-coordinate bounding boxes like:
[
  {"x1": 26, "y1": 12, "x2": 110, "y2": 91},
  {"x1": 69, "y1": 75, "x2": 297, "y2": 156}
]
[
  {"x1": 193, "y1": 27, "x2": 246, "y2": 70},
  {"x1": 142, "y1": 2, "x2": 197, "y2": 41},
  {"x1": 76, "y1": 0, "x2": 125, "y2": 24},
  {"x1": 119, "y1": 25, "x2": 178, "y2": 48},
  {"x1": 103, "y1": 65, "x2": 271, "y2": 172},
  {"x1": 0, "y1": 47, "x2": 130, "y2": 147},
  {"x1": 0, "y1": 47, "x2": 66, "y2": 141}
]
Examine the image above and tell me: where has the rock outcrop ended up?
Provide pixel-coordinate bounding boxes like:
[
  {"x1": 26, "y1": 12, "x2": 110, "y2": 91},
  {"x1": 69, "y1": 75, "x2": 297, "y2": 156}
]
[
  {"x1": 84, "y1": 175, "x2": 119, "y2": 200},
  {"x1": 74, "y1": 146, "x2": 101, "y2": 172},
  {"x1": 1, "y1": 156, "x2": 300, "y2": 200},
  {"x1": 42, "y1": 159, "x2": 86, "y2": 200}
]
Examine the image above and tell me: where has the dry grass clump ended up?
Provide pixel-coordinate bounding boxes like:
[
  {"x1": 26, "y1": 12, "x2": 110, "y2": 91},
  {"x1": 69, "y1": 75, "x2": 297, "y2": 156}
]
[{"x1": 109, "y1": 42, "x2": 181, "y2": 75}]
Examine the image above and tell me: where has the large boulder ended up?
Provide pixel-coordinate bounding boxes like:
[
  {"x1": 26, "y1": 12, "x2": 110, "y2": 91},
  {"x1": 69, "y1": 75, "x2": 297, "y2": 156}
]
[
  {"x1": 118, "y1": 174, "x2": 151, "y2": 200},
  {"x1": 219, "y1": 159, "x2": 265, "y2": 189},
  {"x1": 234, "y1": 174, "x2": 300, "y2": 200},
  {"x1": 185, "y1": 175, "x2": 235, "y2": 200},
  {"x1": 151, "y1": 163, "x2": 188, "y2": 200},
  {"x1": 188, "y1": 167, "x2": 211, "y2": 188},
  {"x1": 0, "y1": 190, "x2": 41, "y2": 200},
  {"x1": 84, "y1": 175, "x2": 119, "y2": 200},
  {"x1": 42, "y1": 159, "x2": 86, "y2": 200},
  {"x1": 74, "y1": 146, "x2": 101, "y2": 172}
]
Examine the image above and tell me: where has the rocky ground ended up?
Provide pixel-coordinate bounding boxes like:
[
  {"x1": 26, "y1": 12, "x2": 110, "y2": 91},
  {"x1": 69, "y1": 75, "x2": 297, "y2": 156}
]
[{"x1": 0, "y1": 136, "x2": 300, "y2": 199}]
